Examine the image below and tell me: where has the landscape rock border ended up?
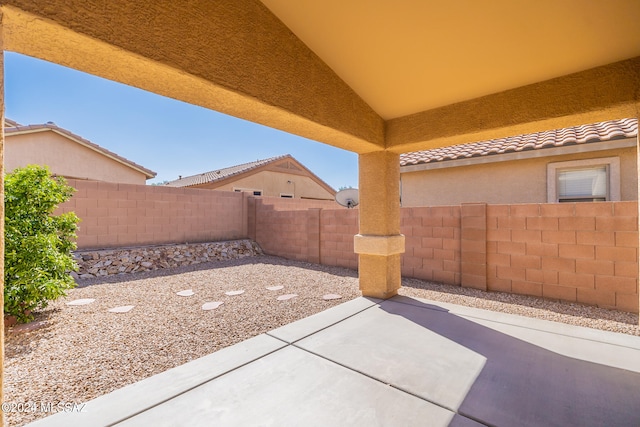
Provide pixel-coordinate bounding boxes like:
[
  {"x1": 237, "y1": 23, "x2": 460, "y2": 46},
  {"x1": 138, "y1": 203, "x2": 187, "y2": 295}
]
[{"x1": 73, "y1": 239, "x2": 263, "y2": 279}]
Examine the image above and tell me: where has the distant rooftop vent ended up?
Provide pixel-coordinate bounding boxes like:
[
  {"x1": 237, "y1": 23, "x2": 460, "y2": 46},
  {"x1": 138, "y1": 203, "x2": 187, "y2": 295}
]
[{"x1": 46, "y1": 121, "x2": 56, "y2": 126}]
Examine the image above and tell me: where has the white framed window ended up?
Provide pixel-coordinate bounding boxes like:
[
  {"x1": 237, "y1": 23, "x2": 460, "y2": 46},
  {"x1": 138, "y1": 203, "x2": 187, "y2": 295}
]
[
  {"x1": 547, "y1": 157, "x2": 620, "y2": 203},
  {"x1": 280, "y1": 193, "x2": 294, "y2": 198}
]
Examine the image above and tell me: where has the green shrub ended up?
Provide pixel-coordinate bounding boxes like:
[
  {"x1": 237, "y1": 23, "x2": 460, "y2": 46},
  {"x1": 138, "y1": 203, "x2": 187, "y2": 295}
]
[{"x1": 4, "y1": 165, "x2": 80, "y2": 323}]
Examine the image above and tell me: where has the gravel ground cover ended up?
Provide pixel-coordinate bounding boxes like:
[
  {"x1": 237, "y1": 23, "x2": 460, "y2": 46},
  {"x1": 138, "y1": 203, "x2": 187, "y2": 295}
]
[
  {"x1": 400, "y1": 277, "x2": 639, "y2": 336},
  {"x1": 5, "y1": 255, "x2": 639, "y2": 426}
]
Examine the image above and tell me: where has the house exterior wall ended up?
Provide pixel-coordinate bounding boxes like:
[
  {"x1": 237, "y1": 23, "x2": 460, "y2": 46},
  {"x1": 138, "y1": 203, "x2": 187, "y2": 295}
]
[
  {"x1": 253, "y1": 196, "x2": 339, "y2": 211},
  {"x1": 6, "y1": 131, "x2": 148, "y2": 184},
  {"x1": 401, "y1": 147, "x2": 638, "y2": 207},
  {"x1": 196, "y1": 170, "x2": 335, "y2": 200}
]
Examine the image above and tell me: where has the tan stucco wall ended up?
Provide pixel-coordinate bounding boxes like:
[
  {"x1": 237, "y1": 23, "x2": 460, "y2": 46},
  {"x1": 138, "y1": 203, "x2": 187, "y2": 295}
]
[
  {"x1": 5, "y1": 131, "x2": 148, "y2": 184},
  {"x1": 195, "y1": 170, "x2": 334, "y2": 200},
  {"x1": 401, "y1": 147, "x2": 638, "y2": 207}
]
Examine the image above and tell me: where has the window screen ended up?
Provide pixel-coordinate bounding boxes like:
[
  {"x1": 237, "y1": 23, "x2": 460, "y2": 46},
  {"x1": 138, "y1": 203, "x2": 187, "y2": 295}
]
[{"x1": 557, "y1": 166, "x2": 607, "y2": 202}]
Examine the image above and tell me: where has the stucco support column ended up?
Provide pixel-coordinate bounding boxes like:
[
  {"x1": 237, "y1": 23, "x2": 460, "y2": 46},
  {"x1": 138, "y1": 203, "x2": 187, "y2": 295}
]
[{"x1": 355, "y1": 151, "x2": 404, "y2": 299}]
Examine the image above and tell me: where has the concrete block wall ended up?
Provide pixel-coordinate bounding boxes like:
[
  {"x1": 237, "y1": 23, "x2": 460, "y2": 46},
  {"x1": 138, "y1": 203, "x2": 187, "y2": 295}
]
[
  {"x1": 460, "y1": 204, "x2": 487, "y2": 290},
  {"x1": 486, "y1": 201, "x2": 638, "y2": 312},
  {"x1": 401, "y1": 206, "x2": 461, "y2": 285},
  {"x1": 253, "y1": 197, "x2": 356, "y2": 268},
  {"x1": 255, "y1": 207, "x2": 309, "y2": 262},
  {"x1": 319, "y1": 208, "x2": 358, "y2": 269},
  {"x1": 59, "y1": 179, "x2": 246, "y2": 249},
  {"x1": 256, "y1": 198, "x2": 638, "y2": 313},
  {"x1": 57, "y1": 181, "x2": 638, "y2": 313}
]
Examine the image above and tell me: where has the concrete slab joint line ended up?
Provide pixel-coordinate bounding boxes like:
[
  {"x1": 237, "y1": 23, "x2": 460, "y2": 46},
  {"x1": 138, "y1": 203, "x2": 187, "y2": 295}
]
[{"x1": 353, "y1": 234, "x2": 405, "y2": 256}]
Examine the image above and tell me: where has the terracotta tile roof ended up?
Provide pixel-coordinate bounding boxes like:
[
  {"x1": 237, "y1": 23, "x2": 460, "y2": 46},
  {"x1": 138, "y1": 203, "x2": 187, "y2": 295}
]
[
  {"x1": 4, "y1": 118, "x2": 21, "y2": 127},
  {"x1": 5, "y1": 121, "x2": 157, "y2": 179},
  {"x1": 166, "y1": 155, "x2": 291, "y2": 187},
  {"x1": 400, "y1": 118, "x2": 638, "y2": 166}
]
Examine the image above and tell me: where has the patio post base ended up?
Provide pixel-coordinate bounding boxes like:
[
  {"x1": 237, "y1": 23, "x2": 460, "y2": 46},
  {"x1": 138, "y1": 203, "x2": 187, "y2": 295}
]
[{"x1": 358, "y1": 253, "x2": 402, "y2": 299}]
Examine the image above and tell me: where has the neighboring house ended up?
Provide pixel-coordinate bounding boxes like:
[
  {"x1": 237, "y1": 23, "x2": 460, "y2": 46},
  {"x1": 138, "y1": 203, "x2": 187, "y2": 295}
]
[
  {"x1": 400, "y1": 118, "x2": 638, "y2": 207},
  {"x1": 166, "y1": 154, "x2": 336, "y2": 200},
  {"x1": 4, "y1": 119, "x2": 156, "y2": 185}
]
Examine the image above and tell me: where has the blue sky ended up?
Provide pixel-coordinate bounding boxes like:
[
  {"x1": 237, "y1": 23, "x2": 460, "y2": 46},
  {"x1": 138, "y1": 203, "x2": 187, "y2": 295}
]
[{"x1": 4, "y1": 52, "x2": 359, "y2": 189}]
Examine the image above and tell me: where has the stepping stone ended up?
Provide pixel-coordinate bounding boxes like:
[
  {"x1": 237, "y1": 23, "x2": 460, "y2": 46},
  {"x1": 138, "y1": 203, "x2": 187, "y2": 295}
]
[
  {"x1": 12, "y1": 321, "x2": 48, "y2": 334},
  {"x1": 108, "y1": 305, "x2": 134, "y2": 313},
  {"x1": 176, "y1": 290, "x2": 195, "y2": 297},
  {"x1": 277, "y1": 294, "x2": 298, "y2": 301},
  {"x1": 323, "y1": 294, "x2": 342, "y2": 300},
  {"x1": 202, "y1": 301, "x2": 224, "y2": 311},
  {"x1": 225, "y1": 290, "x2": 245, "y2": 296},
  {"x1": 66, "y1": 298, "x2": 95, "y2": 306},
  {"x1": 266, "y1": 286, "x2": 284, "y2": 291}
]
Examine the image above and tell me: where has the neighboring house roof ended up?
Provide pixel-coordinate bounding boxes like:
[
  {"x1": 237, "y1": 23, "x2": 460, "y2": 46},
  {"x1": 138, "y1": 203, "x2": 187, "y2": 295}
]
[
  {"x1": 166, "y1": 154, "x2": 336, "y2": 194},
  {"x1": 167, "y1": 155, "x2": 287, "y2": 187},
  {"x1": 400, "y1": 118, "x2": 638, "y2": 167},
  {"x1": 4, "y1": 118, "x2": 22, "y2": 128},
  {"x1": 5, "y1": 120, "x2": 157, "y2": 179}
]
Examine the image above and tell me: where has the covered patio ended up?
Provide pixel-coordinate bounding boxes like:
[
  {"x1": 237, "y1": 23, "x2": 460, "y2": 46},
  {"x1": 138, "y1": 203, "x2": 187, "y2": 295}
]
[
  {"x1": 1, "y1": 1, "x2": 640, "y2": 425},
  {"x1": 28, "y1": 295, "x2": 640, "y2": 426}
]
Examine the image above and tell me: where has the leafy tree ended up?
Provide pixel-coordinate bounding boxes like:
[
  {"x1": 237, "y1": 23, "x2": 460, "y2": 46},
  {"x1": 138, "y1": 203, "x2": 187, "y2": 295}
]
[{"x1": 4, "y1": 165, "x2": 79, "y2": 323}]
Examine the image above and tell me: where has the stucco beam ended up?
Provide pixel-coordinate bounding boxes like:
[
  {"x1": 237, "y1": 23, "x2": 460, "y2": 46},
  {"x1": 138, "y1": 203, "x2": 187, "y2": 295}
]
[
  {"x1": 386, "y1": 57, "x2": 640, "y2": 154},
  {"x1": 1, "y1": 1, "x2": 384, "y2": 153}
]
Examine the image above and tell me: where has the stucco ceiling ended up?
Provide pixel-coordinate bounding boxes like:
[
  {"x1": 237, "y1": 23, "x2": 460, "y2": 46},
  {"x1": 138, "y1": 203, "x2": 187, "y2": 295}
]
[
  {"x1": 2, "y1": 0, "x2": 639, "y2": 153},
  {"x1": 261, "y1": 0, "x2": 640, "y2": 120}
]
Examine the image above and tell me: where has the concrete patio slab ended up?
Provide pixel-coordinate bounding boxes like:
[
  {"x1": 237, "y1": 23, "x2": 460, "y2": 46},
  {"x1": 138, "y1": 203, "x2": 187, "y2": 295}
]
[
  {"x1": 268, "y1": 296, "x2": 381, "y2": 343},
  {"x1": 391, "y1": 295, "x2": 640, "y2": 351},
  {"x1": 118, "y1": 345, "x2": 477, "y2": 427},
  {"x1": 296, "y1": 299, "x2": 489, "y2": 412},
  {"x1": 297, "y1": 297, "x2": 640, "y2": 426},
  {"x1": 27, "y1": 334, "x2": 287, "y2": 427},
  {"x1": 26, "y1": 296, "x2": 640, "y2": 427},
  {"x1": 389, "y1": 295, "x2": 640, "y2": 371}
]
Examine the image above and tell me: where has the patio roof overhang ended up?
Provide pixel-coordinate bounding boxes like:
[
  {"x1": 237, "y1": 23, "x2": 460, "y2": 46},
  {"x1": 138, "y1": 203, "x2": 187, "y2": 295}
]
[{"x1": 2, "y1": 0, "x2": 639, "y2": 155}]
